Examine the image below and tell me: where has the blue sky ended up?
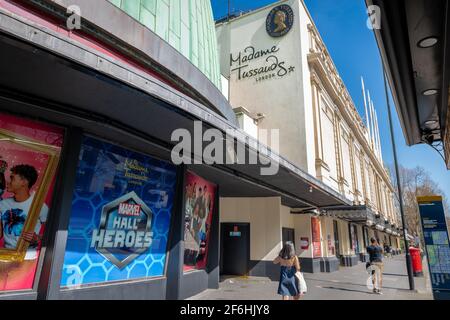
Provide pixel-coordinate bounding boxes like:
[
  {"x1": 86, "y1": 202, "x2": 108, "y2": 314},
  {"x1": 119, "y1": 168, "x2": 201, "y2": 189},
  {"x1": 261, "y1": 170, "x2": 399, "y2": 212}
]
[{"x1": 211, "y1": 0, "x2": 450, "y2": 202}]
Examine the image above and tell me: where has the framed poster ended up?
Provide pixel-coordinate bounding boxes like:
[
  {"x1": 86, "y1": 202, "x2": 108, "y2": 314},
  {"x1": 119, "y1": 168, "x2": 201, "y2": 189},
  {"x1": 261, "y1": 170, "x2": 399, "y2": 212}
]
[
  {"x1": 183, "y1": 171, "x2": 216, "y2": 272},
  {"x1": 0, "y1": 113, "x2": 63, "y2": 291},
  {"x1": 61, "y1": 136, "x2": 177, "y2": 287}
]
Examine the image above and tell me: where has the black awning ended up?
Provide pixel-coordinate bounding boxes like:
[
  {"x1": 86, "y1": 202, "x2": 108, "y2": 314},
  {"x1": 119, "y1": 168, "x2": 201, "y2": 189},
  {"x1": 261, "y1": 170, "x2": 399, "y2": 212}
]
[{"x1": 321, "y1": 205, "x2": 376, "y2": 225}]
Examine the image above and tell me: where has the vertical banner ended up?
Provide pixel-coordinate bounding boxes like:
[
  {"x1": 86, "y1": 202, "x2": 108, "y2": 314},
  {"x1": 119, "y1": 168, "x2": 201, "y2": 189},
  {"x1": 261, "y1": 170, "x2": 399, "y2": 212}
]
[
  {"x1": 311, "y1": 217, "x2": 322, "y2": 258},
  {"x1": 183, "y1": 171, "x2": 216, "y2": 272},
  {"x1": 61, "y1": 136, "x2": 177, "y2": 287},
  {"x1": 0, "y1": 113, "x2": 63, "y2": 291},
  {"x1": 417, "y1": 196, "x2": 450, "y2": 300}
]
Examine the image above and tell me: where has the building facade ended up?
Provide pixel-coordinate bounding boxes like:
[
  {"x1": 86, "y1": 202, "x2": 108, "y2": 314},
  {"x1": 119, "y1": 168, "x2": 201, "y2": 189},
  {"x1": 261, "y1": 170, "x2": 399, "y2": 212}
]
[
  {"x1": 0, "y1": 0, "x2": 350, "y2": 300},
  {"x1": 107, "y1": 0, "x2": 222, "y2": 88},
  {"x1": 216, "y1": 0, "x2": 402, "y2": 274}
]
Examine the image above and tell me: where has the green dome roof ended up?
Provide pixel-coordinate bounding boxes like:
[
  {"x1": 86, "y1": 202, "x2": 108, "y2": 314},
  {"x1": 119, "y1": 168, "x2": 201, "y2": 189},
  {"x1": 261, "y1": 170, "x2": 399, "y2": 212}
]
[{"x1": 108, "y1": 0, "x2": 221, "y2": 89}]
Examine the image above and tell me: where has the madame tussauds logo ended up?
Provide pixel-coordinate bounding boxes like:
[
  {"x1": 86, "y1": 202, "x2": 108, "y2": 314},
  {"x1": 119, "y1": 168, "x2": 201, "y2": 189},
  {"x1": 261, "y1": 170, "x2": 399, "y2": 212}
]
[
  {"x1": 230, "y1": 45, "x2": 295, "y2": 82},
  {"x1": 266, "y1": 4, "x2": 294, "y2": 37},
  {"x1": 171, "y1": 121, "x2": 280, "y2": 176}
]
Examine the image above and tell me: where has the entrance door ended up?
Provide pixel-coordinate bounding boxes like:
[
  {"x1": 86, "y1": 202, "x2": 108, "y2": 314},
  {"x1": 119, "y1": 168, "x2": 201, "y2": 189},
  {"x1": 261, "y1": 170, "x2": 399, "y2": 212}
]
[
  {"x1": 220, "y1": 223, "x2": 250, "y2": 275},
  {"x1": 333, "y1": 220, "x2": 341, "y2": 257},
  {"x1": 282, "y1": 228, "x2": 295, "y2": 246}
]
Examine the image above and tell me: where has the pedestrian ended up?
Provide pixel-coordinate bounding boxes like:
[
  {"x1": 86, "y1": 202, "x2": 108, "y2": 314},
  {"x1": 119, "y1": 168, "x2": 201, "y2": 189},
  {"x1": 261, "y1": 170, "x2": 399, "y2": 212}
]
[
  {"x1": 273, "y1": 241, "x2": 301, "y2": 300},
  {"x1": 367, "y1": 238, "x2": 384, "y2": 294},
  {"x1": 383, "y1": 243, "x2": 391, "y2": 258}
]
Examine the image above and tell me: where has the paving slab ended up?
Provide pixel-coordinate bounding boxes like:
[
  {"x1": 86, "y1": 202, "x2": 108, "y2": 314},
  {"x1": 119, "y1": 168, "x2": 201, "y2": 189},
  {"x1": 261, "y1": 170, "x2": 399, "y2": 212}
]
[{"x1": 187, "y1": 255, "x2": 433, "y2": 300}]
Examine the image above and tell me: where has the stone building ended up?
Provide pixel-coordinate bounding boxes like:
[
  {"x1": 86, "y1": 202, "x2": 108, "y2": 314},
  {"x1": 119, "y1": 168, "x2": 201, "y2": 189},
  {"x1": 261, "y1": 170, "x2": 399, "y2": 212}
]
[{"x1": 216, "y1": 0, "x2": 402, "y2": 274}]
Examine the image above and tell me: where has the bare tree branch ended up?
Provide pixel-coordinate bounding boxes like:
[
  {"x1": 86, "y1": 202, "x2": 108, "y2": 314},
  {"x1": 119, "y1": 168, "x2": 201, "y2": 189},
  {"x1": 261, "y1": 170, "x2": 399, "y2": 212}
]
[{"x1": 388, "y1": 165, "x2": 450, "y2": 247}]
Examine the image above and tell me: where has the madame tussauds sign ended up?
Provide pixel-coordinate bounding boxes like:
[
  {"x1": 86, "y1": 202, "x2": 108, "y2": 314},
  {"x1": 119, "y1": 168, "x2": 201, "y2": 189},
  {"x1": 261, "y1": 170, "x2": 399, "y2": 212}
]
[{"x1": 230, "y1": 45, "x2": 295, "y2": 83}]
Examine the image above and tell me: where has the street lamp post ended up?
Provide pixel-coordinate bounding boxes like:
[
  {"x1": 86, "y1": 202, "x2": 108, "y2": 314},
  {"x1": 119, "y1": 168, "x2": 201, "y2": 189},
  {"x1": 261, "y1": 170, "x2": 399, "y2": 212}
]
[{"x1": 382, "y1": 68, "x2": 415, "y2": 291}]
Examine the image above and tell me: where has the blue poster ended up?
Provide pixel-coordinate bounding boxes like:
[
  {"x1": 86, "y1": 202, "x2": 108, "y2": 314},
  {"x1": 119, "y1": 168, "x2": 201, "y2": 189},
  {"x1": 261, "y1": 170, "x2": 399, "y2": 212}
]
[
  {"x1": 417, "y1": 196, "x2": 450, "y2": 298},
  {"x1": 61, "y1": 136, "x2": 177, "y2": 287}
]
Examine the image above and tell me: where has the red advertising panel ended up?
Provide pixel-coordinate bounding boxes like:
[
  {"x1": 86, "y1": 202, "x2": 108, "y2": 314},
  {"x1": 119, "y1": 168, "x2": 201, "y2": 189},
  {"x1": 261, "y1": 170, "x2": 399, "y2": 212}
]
[
  {"x1": 0, "y1": 113, "x2": 63, "y2": 291},
  {"x1": 311, "y1": 217, "x2": 322, "y2": 258},
  {"x1": 183, "y1": 171, "x2": 217, "y2": 272}
]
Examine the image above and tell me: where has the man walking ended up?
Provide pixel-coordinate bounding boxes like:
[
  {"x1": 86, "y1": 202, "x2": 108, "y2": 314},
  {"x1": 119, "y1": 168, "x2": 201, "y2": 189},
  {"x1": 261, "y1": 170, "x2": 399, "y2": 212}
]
[{"x1": 367, "y1": 238, "x2": 384, "y2": 294}]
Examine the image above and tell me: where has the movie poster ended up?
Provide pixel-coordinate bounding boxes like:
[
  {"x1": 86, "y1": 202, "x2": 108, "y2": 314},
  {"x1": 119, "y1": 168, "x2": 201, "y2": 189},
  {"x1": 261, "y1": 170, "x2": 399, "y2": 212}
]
[
  {"x1": 60, "y1": 136, "x2": 177, "y2": 287},
  {"x1": 183, "y1": 172, "x2": 216, "y2": 272},
  {"x1": 0, "y1": 113, "x2": 63, "y2": 291}
]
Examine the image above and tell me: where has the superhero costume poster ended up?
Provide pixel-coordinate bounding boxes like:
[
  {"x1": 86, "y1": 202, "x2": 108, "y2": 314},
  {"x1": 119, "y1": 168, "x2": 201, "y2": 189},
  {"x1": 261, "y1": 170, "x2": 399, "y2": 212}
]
[{"x1": 183, "y1": 171, "x2": 216, "y2": 272}]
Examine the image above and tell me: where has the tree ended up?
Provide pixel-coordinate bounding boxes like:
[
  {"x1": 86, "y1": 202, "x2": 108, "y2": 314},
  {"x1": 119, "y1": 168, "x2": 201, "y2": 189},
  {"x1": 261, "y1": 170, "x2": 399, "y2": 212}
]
[{"x1": 390, "y1": 165, "x2": 450, "y2": 247}]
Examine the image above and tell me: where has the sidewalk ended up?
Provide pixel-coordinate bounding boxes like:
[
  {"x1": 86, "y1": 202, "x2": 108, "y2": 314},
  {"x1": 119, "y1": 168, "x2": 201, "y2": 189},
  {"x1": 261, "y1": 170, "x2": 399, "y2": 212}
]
[{"x1": 187, "y1": 255, "x2": 433, "y2": 300}]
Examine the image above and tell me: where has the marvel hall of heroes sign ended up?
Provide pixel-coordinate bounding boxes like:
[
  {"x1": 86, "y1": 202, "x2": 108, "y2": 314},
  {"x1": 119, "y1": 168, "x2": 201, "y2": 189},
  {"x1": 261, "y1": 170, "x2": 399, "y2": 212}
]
[
  {"x1": 230, "y1": 5, "x2": 295, "y2": 84},
  {"x1": 61, "y1": 136, "x2": 177, "y2": 287}
]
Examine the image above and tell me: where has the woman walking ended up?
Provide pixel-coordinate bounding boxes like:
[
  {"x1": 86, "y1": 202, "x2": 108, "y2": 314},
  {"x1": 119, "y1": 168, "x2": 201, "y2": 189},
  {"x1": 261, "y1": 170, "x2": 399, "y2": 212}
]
[{"x1": 273, "y1": 241, "x2": 301, "y2": 300}]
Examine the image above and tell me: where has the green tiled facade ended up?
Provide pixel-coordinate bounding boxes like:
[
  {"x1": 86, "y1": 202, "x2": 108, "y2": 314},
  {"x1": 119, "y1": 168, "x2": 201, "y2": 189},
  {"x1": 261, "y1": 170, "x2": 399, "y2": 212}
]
[{"x1": 108, "y1": 0, "x2": 221, "y2": 88}]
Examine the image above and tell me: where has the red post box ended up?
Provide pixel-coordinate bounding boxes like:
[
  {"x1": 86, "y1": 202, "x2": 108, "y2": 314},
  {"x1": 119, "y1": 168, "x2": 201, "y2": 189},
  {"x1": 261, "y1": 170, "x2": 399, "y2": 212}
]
[{"x1": 409, "y1": 247, "x2": 423, "y2": 277}]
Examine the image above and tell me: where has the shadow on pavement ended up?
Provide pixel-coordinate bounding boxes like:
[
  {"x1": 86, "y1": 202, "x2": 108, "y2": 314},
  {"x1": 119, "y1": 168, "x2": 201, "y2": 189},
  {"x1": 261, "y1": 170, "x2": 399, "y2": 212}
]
[
  {"x1": 382, "y1": 273, "x2": 408, "y2": 277},
  {"x1": 305, "y1": 278, "x2": 412, "y2": 291},
  {"x1": 322, "y1": 286, "x2": 374, "y2": 295}
]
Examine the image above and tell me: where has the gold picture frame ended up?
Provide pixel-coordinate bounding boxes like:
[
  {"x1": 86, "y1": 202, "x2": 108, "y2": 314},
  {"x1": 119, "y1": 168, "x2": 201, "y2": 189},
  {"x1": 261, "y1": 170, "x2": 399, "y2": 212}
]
[{"x1": 0, "y1": 128, "x2": 61, "y2": 262}]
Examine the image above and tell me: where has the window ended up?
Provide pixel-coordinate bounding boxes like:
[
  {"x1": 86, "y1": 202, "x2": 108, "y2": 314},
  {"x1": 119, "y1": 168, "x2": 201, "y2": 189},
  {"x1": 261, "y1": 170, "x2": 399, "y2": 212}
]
[
  {"x1": 0, "y1": 113, "x2": 64, "y2": 292},
  {"x1": 333, "y1": 220, "x2": 340, "y2": 257},
  {"x1": 61, "y1": 136, "x2": 177, "y2": 288},
  {"x1": 348, "y1": 224, "x2": 359, "y2": 253},
  {"x1": 321, "y1": 106, "x2": 337, "y2": 181},
  {"x1": 363, "y1": 227, "x2": 369, "y2": 248},
  {"x1": 183, "y1": 171, "x2": 217, "y2": 272}
]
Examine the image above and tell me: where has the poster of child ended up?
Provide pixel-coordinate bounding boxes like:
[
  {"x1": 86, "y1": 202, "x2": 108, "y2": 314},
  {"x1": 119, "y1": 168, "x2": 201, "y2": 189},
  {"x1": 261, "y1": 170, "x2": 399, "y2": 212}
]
[{"x1": 0, "y1": 113, "x2": 63, "y2": 291}]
